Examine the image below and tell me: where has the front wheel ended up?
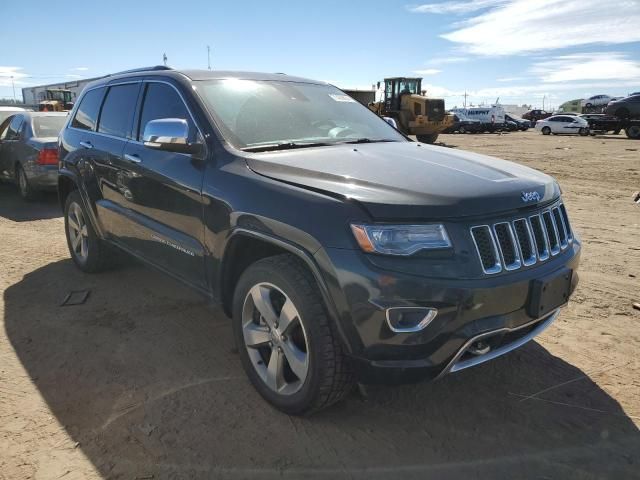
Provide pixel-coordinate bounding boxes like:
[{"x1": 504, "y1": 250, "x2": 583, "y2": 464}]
[
  {"x1": 416, "y1": 133, "x2": 438, "y2": 144},
  {"x1": 542, "y1": 126, "x2": 551, "y2": 135},
  {"x1": 232, "y1": 254, "x2": 353, "y2": 415},
  {"x1": 64, "y1": 190, "x2": 110, "y2": 272},
  {"x1": 579, "y1": 127, "x2": 589, "y2": 136}
]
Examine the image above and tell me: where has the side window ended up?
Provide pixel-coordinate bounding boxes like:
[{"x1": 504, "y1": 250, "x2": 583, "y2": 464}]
[
  {"x1": 138, "y1": 83, "x2": 195, "y2": 141},
  {"x1": 98, "y1": 83, "x2": 140, "y2": 138},
  {"x1": 71, "y1": 88, "x2": 104, "y2": 131},
  {"x1": 0, "y1": 117, "x2": 12, "y2": 140},
  {"x1": 5, "y1": 115, "x2": 24, "y2": 140}
]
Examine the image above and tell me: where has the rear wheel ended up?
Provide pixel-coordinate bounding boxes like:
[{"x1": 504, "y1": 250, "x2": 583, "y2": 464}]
[
  {"x1": 579, "y1": 127, "x2": 589, "y2": 136},
  {"x1": 16, "y1": 165, "x2": 38, "y2": 201},
  {"x1": 416, "y1": 133, "x2": 438, "y2": 144},
  {"x1": 626, "y1": 125, "x2": 640, "y2": 140},
  {"x1": 458, "y1": 126, "x2": 466, "y2": 134},
  {"x1": 542, "y1": 127, "x2": 551, "y2": 135},
  {"x1": 232, "y1": 254, "x2": 353, "y2": 415},
  {"x1": 64, "y1": 190, "x2": 110, "y2": 272}
]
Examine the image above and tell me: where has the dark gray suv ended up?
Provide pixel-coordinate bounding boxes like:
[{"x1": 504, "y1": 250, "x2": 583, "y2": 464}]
[{"x1": 58, "y1": 66, "x2": 580, "y2": 414}]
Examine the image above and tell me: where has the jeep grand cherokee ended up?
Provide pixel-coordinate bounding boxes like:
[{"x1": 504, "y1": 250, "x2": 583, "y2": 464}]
[{"x1": 58, "y1": 66, "x2": 580, "y2": 415}]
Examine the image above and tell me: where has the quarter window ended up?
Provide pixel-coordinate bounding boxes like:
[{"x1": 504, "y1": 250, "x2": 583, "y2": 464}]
[
  {"x1": 5, "y1": 115, "x2": 24, "y2": 140},
  {"x1": 98, "y1": 83, "x2": 140, "y2": 138},
  {"x1": 71, "y1": 88, "x2": 104, "y2": 131},
  {"x1": 138, "y1": 83, "x2": 195, "y2": 141}
]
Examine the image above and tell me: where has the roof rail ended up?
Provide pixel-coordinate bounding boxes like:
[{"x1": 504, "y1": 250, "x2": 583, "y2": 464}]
[{"x1": 107, "y1": 66, "x2": 172, "y2": 77}]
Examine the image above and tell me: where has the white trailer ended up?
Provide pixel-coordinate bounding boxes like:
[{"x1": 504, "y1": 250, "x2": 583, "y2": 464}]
[
  {"x1": 450, "y1": 105, "x2": 506, "y2": 131},
  {"x1": 21, "y1": 76, "x2": 101, "y2": 105}
]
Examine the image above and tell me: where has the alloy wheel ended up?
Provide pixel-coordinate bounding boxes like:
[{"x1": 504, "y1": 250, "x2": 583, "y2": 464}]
[
  {"x1": 67, "y1": 202, "x2": 89, "y2": 261},
  {"x1": 241, "y1": 282, "x2": 309, "y2": 395}
]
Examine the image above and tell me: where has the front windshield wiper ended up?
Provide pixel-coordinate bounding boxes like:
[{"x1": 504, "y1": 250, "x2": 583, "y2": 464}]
[
  {"x1": 241, "y1": 141, "x2": 333, "y2": 153},
  {"x1": 337, "y1": 138, "x2": 399, "y2": 144}
]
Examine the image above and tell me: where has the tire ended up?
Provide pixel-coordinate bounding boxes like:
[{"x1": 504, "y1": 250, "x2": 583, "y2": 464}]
[
  {"x1": 64, "y1": 190, "x2": 110, "y2": 273},
  {"x1": 232, "y1": 254, "x2": 354, "y2": 415},
  {"x1": 16, "y1": 165, "x2": 38, "y2": 201},
  {"x1": 542, "y1": 127, "x2": 551, "y2": 135},
  {"x1": 416, "y1": 133, "x2": 438, "y2": 144},
  {"x1": 579, "y1": 127, "x2": 589, "y2": 136},
  {"x1": 459, "y1": 126, "x2": 466, "y2": 134},
  {"x1": 626, "y1": 125, "x2": 640, "y2": 140}
]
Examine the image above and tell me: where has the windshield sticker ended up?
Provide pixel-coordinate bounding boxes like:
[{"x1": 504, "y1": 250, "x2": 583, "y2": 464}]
[{"x1": 329, "y1": 94, "x2": 356, "y2": 103}]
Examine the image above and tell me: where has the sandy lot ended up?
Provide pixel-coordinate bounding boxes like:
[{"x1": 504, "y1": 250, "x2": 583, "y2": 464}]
[{"x1": 1, "y1": 130, "x2": 638, "y2": 479}]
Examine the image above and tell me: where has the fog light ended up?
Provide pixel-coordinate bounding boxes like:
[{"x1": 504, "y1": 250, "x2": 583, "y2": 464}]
[{"x1": 386, "y1": 307, "x2": 438, "y2": 333}]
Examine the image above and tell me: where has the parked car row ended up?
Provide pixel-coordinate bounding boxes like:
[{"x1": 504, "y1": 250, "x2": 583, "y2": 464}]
[
  {"x1": 532, "y1": 92, "x2": 640, "y2": 139},
  {"x1": 444, "y1": 110, "x2": 530, "y2": 134}
]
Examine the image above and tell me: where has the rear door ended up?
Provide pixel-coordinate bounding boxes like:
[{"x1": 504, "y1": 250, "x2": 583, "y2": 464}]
[
  {"x1": 120, "y1": 80, "x2": 207, "y2": 288},
  {"x1": 0, "y1": 115, "x2": 25, "y2": 180}
]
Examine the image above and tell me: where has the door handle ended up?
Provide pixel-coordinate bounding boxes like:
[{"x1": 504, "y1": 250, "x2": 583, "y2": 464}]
[
  {"x1": 80, "y1": 141, "x2": 93, "y2": 149},
  {"x1": 124, "y1": 153, "x2": 142, "y2": 163}
]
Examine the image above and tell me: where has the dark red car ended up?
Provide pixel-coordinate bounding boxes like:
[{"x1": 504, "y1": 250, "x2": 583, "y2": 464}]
[{"x1": 522, "y1": 109, "x2": 552, "y2": 122}]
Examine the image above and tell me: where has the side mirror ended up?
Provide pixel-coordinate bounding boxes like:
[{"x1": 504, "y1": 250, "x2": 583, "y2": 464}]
[
  {"x1": 142, "y1": 118, "x2": 201, "y2": 155},
  {"x1": 382, "y1": 116, "x2": 398, "y2": 128}
]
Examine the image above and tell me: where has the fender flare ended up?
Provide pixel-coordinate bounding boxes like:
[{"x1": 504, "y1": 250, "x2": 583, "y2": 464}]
[
  {"x1": 57, "y1": 168, "x2": 105, "y2": 239},
  {"x1": 221, "y1": 228, "x2": 353, "y2": 354}
]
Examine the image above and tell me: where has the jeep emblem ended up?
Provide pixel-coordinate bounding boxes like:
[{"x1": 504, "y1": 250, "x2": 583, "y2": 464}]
[{"x1": 521, "y1": 191, "x2": 542, "y2": 202}]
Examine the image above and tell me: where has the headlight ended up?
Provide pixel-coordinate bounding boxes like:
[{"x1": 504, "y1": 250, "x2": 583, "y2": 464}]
[{"x1": 350, "y1": 224, "x2": 451, "y2": 255}]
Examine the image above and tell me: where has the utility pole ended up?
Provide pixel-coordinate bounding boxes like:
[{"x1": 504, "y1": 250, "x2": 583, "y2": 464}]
[
  {"x1": 163, "y1": 53, "x2": 168, "y2": 66},
  {"x1": 11, "y1": 75, "x2": 16, "y2": 102},
  {"x1": 542, "y1": 95, "x2": 546, "y2": 111},
  {"x1": 207, "y1": 45, "x2": 211, "y2": 70},
  {"x1": 463, "y1": 90, "x2": 468, "y2": 109}
]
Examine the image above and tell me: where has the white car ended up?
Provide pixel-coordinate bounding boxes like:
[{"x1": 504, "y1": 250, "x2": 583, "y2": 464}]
[
  {"x1": 582, "y1": 95, "x2": 613, "y2": 107},
  {"x1": 535, "y1": 115, "x2": 590, "y2": 136}
]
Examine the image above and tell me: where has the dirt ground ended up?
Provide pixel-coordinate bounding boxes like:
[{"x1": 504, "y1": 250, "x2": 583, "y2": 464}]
[{"x1": 0, "y1": 130, "x2": 638, "y2": 480}]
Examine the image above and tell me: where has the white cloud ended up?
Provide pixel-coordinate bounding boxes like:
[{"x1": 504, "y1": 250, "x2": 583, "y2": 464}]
[
  {"x1": 434, "y1": 0, "x2": 640, "y2": 56},
  {"x1": 414, "y1": 68, "x2": 441, "y2": 75},
  {"x1": 407, "y1": 0, "x2": 507, "y2": 14},
  {"x1": 496, "y1": 76, "x2": 526, "y2": 82},
  {"x1": 530, "y1": 52, "x2": 640, "y2": 83},
  {"x1": 0, "y1": 66, "x2": 29, "y2": 88},
  {"x1": 427, "y1": 56, "x2": 469, "y2": 65},
  {"x1": 71, "y1": 67, "x2": 89, "y2": 71}
]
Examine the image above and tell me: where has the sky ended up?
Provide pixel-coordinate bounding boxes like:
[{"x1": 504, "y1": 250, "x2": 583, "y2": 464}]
[{"x1": 1, "y1": 0, "x2": 639, "y2": 109}]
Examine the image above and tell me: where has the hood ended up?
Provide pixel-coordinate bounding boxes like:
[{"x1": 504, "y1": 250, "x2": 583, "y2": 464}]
[{"x1": 244, "y1": 142, "x2": 559, "y2": 219}]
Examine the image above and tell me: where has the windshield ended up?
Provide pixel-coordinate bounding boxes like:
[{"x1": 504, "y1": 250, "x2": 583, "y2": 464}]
[
  {"x1": 47, "y1": 90, "x2": 72, "y2": 102},
  {"x1": 198, "y1": 79, "x2": 405, "y2": 150},
  {"x1": 398, "y1": 79, "x2": 420, "y2": 95},
  {"x1": 32, "y1": 116, "x2": 67, "y2": 137}
]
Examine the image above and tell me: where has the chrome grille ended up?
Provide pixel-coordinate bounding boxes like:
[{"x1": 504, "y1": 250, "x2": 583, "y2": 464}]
[{"x1": 470, "y1": 203, "x2": 573, "y2": 274}]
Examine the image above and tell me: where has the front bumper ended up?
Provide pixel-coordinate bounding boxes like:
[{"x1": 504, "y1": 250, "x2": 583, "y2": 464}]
[{"x1": 316, "y1": 241, "x2": 580, "y2": 384}]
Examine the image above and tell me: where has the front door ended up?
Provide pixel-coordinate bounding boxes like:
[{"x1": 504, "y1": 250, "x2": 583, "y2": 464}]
[{"x1": 120, "y1": 81, "x2": 207, "y2": 289}]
